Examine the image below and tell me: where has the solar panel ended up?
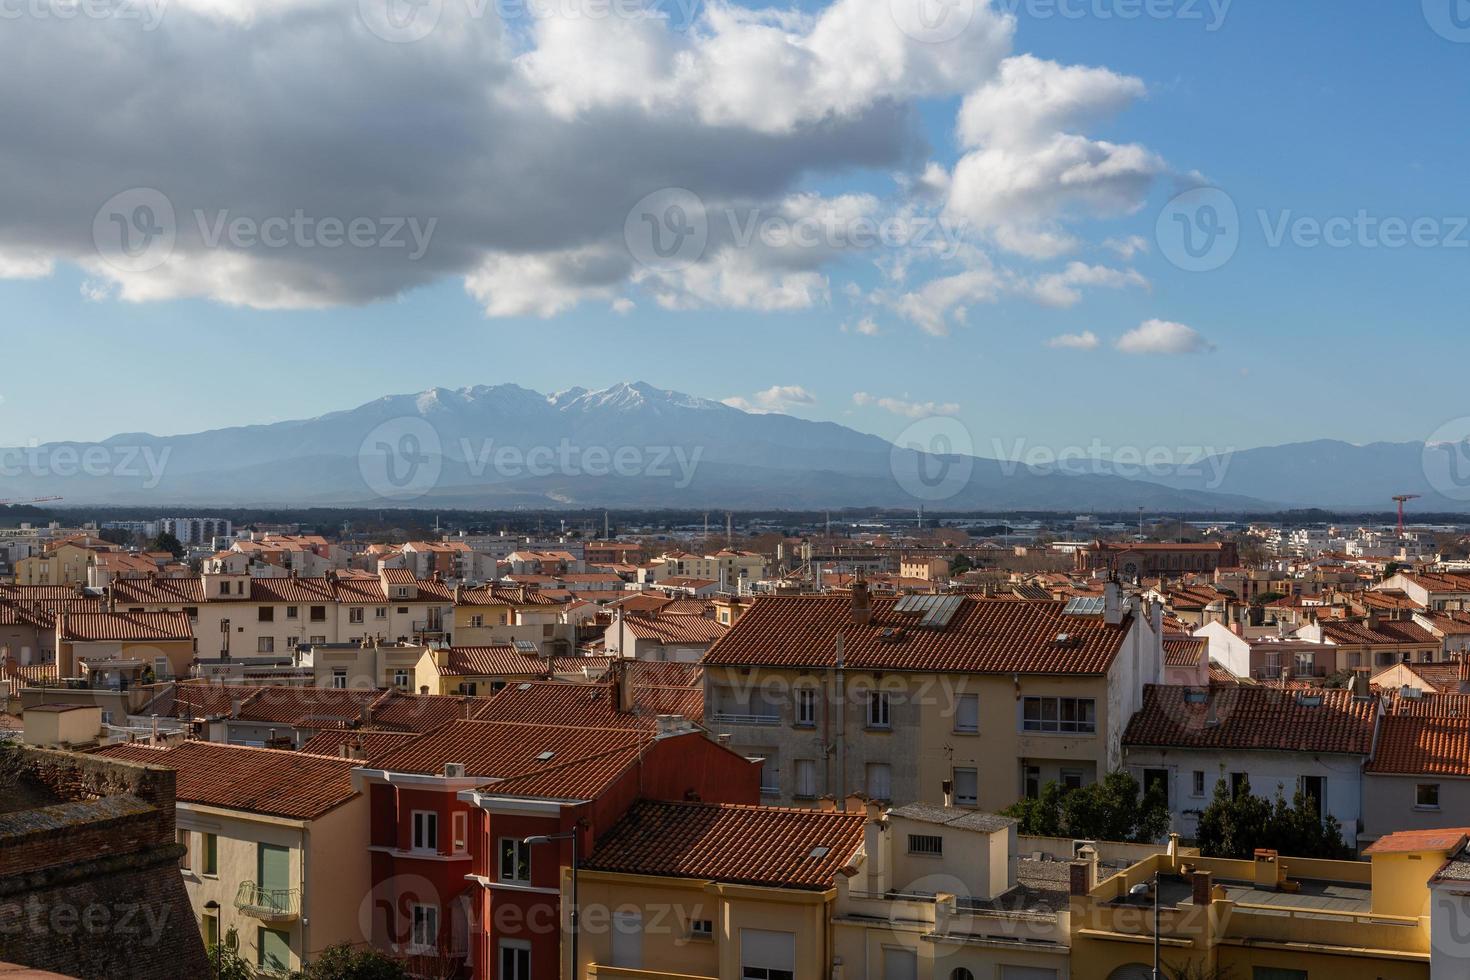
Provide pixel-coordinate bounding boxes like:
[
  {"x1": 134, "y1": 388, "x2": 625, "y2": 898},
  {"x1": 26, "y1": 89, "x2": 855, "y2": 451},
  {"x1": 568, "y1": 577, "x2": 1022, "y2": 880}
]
[
  {"x1": 514, "y1": 640, "x2": 538, "y2": 653},
  {"x1": 1063, "y1": 596, "x2": 1106, "y2": 616},
  {"x1": 893, "y1": 593, "x2": 965, "y2": 629}
]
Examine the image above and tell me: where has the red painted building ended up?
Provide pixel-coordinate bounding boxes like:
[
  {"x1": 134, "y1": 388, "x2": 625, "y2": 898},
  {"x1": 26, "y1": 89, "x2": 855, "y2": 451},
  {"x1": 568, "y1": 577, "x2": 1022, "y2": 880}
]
[{"x1": 355, "y1": 707, "x2": 759, "y2": 978}]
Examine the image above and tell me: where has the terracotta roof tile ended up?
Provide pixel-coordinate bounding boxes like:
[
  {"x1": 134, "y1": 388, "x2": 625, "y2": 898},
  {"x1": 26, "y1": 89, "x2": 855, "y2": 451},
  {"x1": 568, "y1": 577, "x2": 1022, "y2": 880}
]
[
  {"x1": 476, "y1": 680, "x2": 703, "y2": 729},
  {"x1": 298, "y1": 729, "x2": 424, "y2": 762},
  {"x1": 1123, "y1": 684, "x2": 1376, "y2": 754},
  {"x1": 584, "y1": 800, "x2": 865, "y2": 890},
  {"x1": 703, "y1": 595, "x2": 1130, "y2": 674},
  {"x1": 92, "y1": 740, "x2": 358, "y2": 819},
  {"x1": 1363, "y1": 827, "x2": 1470, "y2": 854},
  {"x1": 60, "y1": 611, "x2": 194, "y2": 642},
  {"x1": 370, "y1": 719, "x2": 648, "y2": 778},
  {"x1": 1367, "y1": 715, "x2": 1470, "y2": 777}
]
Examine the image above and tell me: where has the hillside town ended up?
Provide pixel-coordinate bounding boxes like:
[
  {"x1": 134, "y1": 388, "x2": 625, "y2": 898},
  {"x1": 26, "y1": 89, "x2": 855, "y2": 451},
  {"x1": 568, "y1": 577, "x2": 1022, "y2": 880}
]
[{"x1": 5, "y1": 510, "x2": 1470, "y2": 979}]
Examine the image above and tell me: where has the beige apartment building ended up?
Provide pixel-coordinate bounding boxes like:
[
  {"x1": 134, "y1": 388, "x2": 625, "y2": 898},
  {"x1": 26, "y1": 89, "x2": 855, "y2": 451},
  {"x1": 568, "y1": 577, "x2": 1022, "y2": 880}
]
[{"x1": 702, "y1": 583, "x2": 1164, "y2": 811}]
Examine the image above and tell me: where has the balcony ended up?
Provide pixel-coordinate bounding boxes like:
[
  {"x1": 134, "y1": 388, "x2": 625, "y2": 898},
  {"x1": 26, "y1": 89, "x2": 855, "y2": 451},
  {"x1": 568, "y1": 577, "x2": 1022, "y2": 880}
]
[
  {"x1": 234, "y1": 881, "x2": 301, "y2": 922},
  {"x1": 710, "y1": 712, "x2": 781, "y2": 727}
]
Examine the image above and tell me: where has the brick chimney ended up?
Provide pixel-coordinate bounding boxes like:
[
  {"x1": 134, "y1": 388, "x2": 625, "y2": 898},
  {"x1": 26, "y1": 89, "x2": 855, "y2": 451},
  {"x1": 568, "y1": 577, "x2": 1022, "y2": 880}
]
[
  {"x1": 1191, "y1": 870, "x2": 1214, "y2": 906},
  {"x1": 850, "y1": 577, "x2": 873, "y2": 627}
]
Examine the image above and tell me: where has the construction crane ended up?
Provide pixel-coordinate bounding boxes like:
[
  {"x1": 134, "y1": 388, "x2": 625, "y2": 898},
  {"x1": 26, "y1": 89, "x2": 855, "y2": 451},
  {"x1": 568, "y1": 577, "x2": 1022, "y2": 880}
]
[
  {"x1": 1393, "y1": 494, "x2": 1421, "y2": 536},
  {"x1": 0, "y1": 495, "x2": 63, "y2": 506}
]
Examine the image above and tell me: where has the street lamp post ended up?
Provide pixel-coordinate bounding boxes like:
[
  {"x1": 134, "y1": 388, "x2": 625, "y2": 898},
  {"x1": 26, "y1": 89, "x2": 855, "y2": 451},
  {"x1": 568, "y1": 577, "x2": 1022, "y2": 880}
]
[
  {"x1": 524, "y1": 829, "x2": 580, "y2": 979},
  {"x1": 202, "y1": 900, "x2": 221, "y2": 978},
  {"x1": 1128, "y1": 871, "x2": 1161, "y2": 980}
]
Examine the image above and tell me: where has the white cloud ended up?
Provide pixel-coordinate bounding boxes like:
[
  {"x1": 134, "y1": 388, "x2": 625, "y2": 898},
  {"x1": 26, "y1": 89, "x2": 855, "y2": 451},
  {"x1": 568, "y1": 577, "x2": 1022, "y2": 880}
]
[
  {"x1": 842, "y1": 316, "x2": 881, "y2": 336},
  {"x1": 1103, "y1": 234, "x2": 1149, "y2": 259},
  {"x1": 1116, "y1": 319, "x2": 1215, "y2": 355},
  {"x1": 723, "y1": 384, "x2": 819, "y2": 413},
  {"x1": 853, "y1": 391, "x2": 960, "y2": 418},
  {"x1": 0, "y1": 248, "x2": 54, "y2": 280},
  {"x1": 1047, "y1": 330, "x2": 1099, "y2": 350},
  {"x1": 1022, "y1": 262, "x2": 1148, "y2": 308}
]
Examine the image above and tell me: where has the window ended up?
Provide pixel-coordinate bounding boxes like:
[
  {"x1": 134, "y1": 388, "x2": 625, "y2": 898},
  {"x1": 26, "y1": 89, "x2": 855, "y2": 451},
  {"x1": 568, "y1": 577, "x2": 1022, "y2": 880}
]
[
  {"x1": 1251, "y1": 970, "x2": 1307, "y2": 980},
  {"x1": 908, "y1": 833, "x2": 943, "y2": 856},
  {"x1": 866, "y1": 763, "x2": 892, "y2": 801},
  {"x1": 690, "y1": 918, "x2": 714, "y2": 940},
  {"x1": 954, "y1": 693, "x2": 979, "y2": 733},
  {"x1": 375, "y1": 606, "x2": 388, "y2": 620},
  {"x1": 412, "y1": 811, "x2": 438, "y2": 852},
  {"x1": 1230, "y1": 772, "x2": 1248, "y2": 798},
  {"x1": 258, "y1": 927, "x2": 291, "y2": 976},
  {"x1": 1021, "y1": 696, "x2": 1096, "y2": 734},
  {"x1": 309, "y1": 605, "x2": 326, "y2": 622},
  {"x1": 393, "y1": 668, "x2": 411, "y2": 691},
  {"x1": 1192, "y1": 770, "x2": 1206, "y2": 797},
  {"x1": 349, "y1": 607, "x2": 364, "y2": 624},
  {"x1": 1143, "y1": 768, "x2": 1169, "y2": 803},
  {"x1": 882, "y1": 948, "x2": 917, "y2": 980},
  {"x1": 458, "y1": 681, "x2": 478, "y2": 696},
  {"x1": 1298, "y1": 775, "x2": 1324, "y2": 819},
  {"x1": 499, "y1": 940, "x2": 531, "y2": 980},
  {"x1": 1417, "y1": 783, "x2": 1441, "y2": 809},
  {"x1": 952, "y1": 971, "x2": 975, "y2": 980},
  {"x1": 331, "y1": 668, "x2": 347, "y2": 689},
  {"x1": 257, "y1": 636, "x2": 274, "y2": 654},
  {"x1": 1024, "y1": 765, "x2": 1041, "y2": 799},
  {"x1": 202, "y1": 911, "x2": 218, "y2": 951},
  {"x1": 953, "y1": 767, "x2": 978, "y2": 806},
  {"x1": 760, "y1": 758, "x2": 780, "y2": 795},
  {"x1": 740, "y1": 929, "x2": 795, "y2": 980},
  {"x1": 411, "y1": 903, "x2": 439, "y2": 951},
  {"x1": 498, "y1": 837, "x2": 530, "y2": 882},
  {"x1": 452, "y1": 812, "x2": 468, "y2": 853},
  {"x1": 285, "y1": 606, "x2": 297, "y2": 619},
  {"x1": 258, "y1": 606, "x2": 274, "y2": 622},
  {"x1": 470, "y1": 614, "x2": 484, "y2": 628},
  {"x1": 795, "y1": 688, "x2": 817, "y2": 727},
  {"x1": 1061, "y1": 769, "x2": 1084, "y2": 792},
  {"x1": 202, "y1": 833, "x2": 218, "y2": 876},
  {"x1": 867, "y1": 690, "x2": 891, "y2": 729},
  {"x1": 794, "y1": 759, "x2": 817, "y2": 799},
  {"x1": 178, "y1": 830, "x2": 191, "y2": 870}
]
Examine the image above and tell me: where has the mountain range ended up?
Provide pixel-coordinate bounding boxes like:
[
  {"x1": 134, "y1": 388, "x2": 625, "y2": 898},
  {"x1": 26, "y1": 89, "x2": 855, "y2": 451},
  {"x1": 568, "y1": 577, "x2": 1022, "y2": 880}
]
[{"x1": 1, "y1": 382, "x2": 1464, "y2": 513}]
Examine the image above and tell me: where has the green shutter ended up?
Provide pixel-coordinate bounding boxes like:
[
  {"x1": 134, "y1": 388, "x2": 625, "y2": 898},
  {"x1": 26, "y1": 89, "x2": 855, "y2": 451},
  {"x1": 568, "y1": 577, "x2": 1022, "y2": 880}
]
[{"x1": 258, "y1": 843, "x2": 290, "y2": 892}]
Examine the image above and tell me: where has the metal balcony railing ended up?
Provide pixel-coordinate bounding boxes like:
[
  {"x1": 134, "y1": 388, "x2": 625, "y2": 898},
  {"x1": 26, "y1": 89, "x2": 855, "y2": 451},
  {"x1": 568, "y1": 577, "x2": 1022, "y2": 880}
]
[
  {"x1": 234, "y1": 881, "x2": 301, "y2": 922},
  {"x1": 710, "y1": 712, "x2": 781, "y2": 726}
]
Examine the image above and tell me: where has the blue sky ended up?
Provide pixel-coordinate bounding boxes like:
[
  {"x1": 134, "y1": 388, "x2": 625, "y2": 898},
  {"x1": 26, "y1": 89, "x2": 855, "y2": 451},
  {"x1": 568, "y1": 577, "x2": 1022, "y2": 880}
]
[{"x1": 2, "y1": 0, "x2": 1466, "y2": 458}]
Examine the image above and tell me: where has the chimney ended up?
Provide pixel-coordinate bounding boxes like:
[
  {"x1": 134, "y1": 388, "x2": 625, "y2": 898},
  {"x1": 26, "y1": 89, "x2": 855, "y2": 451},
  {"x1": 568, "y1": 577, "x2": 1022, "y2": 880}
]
[
  {"x1": 1191, "y1": 870, "x2": 1214, "y2": 906},
  {"x1": 941, "y1": 779, "x2": 954, "y2": 808},
  {"x1": 850, "y1": 576, "x2": 873, "y2": 626},
  {"x1": 613, "y1": 660, "x2": 635, "y2": 713},
  {"x1": 1104, "y1": 580, "x2": 1123, "y2": 625},
  {"x1": 1460, "y1": 652, "x2": 1469, "y2": 684},
  {"x1": 1069, "y1": 846, "x2": 1099, "y2": 896},
  {"x1": 56, "y1": 613, "x2": 74, "y2": 678}
]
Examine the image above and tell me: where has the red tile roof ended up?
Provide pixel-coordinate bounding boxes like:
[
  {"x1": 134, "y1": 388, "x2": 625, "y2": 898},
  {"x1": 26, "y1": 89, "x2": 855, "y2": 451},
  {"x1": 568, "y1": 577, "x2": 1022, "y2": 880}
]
[
  {"x1": 476, "y1": 680, "x2": 704, "y2": 729},
  {"x1": 1318, "y1": 619, "x2": 1436, "y2": 647},
  {"x1": 1373, "y1": 662, "x2": 1470, "y2": 695},
  {"x1": 621, "y1": 613, "x2": 727, "y2": 645},
  {"x1": 298, "y1": 729, "x2": 424, "y2": 762},
  {"x1": 1363, "y1": 828, "x2": 1470, "y2": 854},
  {"x1": 440, "y1": 647, "x2": 611, "y2": 678},
  {"x1": 1163, "y1": 635, "x2": 1207, "y2": 667},
  {"x1": 1386, "y1": 691, "x2": 1470, "y2": 717},
  {"x1": 456, "y1": 585, "x2": 563, "y2": 606},
  {"x1": 626, "y1": 661, "x2": 704, "y2": 688},
  {"x1": 1367, "y1": 715, "x2": 1470, "y2": 777},
  {"x1": 60, "y1": 611, "x2": 194, "y2": 642},
  {"x1": 584, "y1": 801, "x2": 865, "y2": 890},
  {"x1": 92, "y1": 740, "x2": 359, "y2": 819},
  {"x1": 1123, "y1": 684, "x2": 1376, "y2": 754},
  {"x1": 703, "y1": 595, "x2": 1130, "y2": 674},
  {"x1": 370, "y1": 719, "x2": 648, "y2": 778}
]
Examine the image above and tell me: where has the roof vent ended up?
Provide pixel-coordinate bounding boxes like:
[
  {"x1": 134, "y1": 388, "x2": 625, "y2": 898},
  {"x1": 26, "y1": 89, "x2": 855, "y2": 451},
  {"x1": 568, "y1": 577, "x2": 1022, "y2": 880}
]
[
  {"x1": 1295, "y1": 693, "x2": 1323, "y2": 707},
  {"x1": 535, "y1": 751, "x2": 555, "y2": 762},
  {"x1": 1185, "y1": 689, "x2": 1208, "y2": 704},
  {"x1": 808, "y1": 845, "x2": 831, "y2": 860},
  {"x1": 443, "y1": 762, "x2": 467, "y2": 778},
  {"x1": 878, "y1": 627, "x2": 907, "y2": 644}
]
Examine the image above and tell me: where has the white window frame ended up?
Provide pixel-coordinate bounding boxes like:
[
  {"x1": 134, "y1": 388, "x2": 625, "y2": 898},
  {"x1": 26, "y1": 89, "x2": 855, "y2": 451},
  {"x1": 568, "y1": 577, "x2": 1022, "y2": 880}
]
[
  {"x1": 1417, "y1": 783, "x2": 1441, "y2": 809},
  {"x1": 794, "y1": 759, "x2": 817, "y2": 799},
  {"x1": 794, "y1": 688, "x2": 817, "y2": 727},
  {"x1": 331, "y1": 668, "x2": 347, "y2": 689},
  {"x1": 1192, "y1": 770, "x2": 1206, "y2": 797},
  {"x1": 952, "y1": 767, "x2": 978, "y2": 806},
  {"x1": 498, "y1": 837, "x2": 531, "y2": 883},
  {"x1": 411, "y1": 810, "x2": 438, "y2": 853},
  {"x1": 866, "y1": 762, "x2": 892, "y2": 801},
  {"x1": 1021, "y1": 696, "x2": 1096, "y2": 734},
  {"x1": 452, "y1": 812, "x2": 468, "y2": 853},
  {"x1": 867, "y1": 690, "x2": 891, "y2": 729},
  {"x1": 953, "y1": 693, "x2": 979, "y2": 734},
  {"x1": 410, "y1": 903, "x2": 439, "y2": 952},
  {"x1": 498, "y1": 939, "x2": 531, "y2": 980}
]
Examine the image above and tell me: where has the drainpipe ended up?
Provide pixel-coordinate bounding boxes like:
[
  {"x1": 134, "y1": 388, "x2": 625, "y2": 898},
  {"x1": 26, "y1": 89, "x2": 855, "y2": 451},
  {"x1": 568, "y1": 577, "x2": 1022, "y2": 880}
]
[{"x1": 835, "y1": 633, "x2": 846, "y2": 812}]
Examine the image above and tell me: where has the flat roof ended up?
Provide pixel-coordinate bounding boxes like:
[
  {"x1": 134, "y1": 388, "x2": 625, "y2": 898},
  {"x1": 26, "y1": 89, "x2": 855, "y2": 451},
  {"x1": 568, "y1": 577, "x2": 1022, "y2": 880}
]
[{"x1": 26, "y1": 703, "x2": 99, "y2": 714}]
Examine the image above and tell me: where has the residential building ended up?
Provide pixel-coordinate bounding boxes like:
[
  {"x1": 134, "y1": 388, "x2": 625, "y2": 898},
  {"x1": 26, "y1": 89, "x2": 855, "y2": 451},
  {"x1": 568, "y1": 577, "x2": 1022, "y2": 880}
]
[
  {"x1": 450, "y1": 583, "x2": 574, "y2": 654},
  {"x1": 94, "y1": 741, "x2": 370, "y2": 978},
  {"x1": 55, "y1": 610, "x2": 196, "y2": 683},
  {"x1": 604, "y1": 606, "x2": 727, "y2": 661},
  {"x1": 1363, "y1": 695, "x2": 1470, "y2": 843},
  {"x1": 421, "y1": 645, "x2": 612, "y2": 697},
  {"x1": 1074, "y1": 541, "x2": 1239, "y2": 577},
  {"x1": 1122, "y1": 683, "x2": 1377, "y2": 840},
  {"x1": 703, "y1": 583, "x2": 1164, "y2": 810}
]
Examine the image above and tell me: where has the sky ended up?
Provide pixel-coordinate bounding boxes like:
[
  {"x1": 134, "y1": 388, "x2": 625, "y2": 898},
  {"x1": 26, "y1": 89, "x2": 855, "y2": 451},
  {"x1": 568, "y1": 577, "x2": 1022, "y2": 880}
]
[{"x1": 1, "y1": 0, "x2": 1467, "y2": 462}]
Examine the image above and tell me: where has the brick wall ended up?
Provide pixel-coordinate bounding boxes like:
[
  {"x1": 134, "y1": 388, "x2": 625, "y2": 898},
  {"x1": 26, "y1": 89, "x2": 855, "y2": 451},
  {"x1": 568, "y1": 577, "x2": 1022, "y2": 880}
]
[{"x1": 0, "y1": 746, "x2": 209, "y2": 979}]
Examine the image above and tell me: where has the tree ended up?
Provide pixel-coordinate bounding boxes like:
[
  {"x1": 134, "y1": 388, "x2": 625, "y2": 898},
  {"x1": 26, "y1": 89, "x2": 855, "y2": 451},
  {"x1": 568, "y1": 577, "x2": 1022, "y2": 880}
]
[
  {"x1": 150, "y1": 530, "x2": 185, "y2": 558},
  {"x1": 1194, "y1": 776, "x2": 1350, "y2": 860},
  {"x1": 289, "y1": 943, "x2": 410, "y2": 980},
  {"x1": 206, "y1": 928, "x2": 254, "y2": 980},
  {"x1": 1003, "y1": 770, "x2": 1170, "y2": 843}
]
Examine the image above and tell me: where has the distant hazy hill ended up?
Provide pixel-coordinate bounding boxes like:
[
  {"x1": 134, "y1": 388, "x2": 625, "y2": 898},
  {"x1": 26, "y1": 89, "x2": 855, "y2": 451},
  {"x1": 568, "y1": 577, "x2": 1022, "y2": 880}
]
[{"x1": 0, "y1": 381, "x2": 1283, "y2": 511}]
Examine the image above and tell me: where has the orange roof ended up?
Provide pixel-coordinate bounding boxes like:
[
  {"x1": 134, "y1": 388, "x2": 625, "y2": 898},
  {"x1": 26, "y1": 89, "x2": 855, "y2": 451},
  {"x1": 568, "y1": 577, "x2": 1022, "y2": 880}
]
[
  {"x1": 370, "y1": 719, "x2": 647, "y2": 779},
  {"x1": 1363, "y1": 828, "x2": 1470, "y2": 854},
  {"x1": 584, "y1": 801, "x2": 865, "y2": 890},
  {"x1": 476, "y1": 680, "x2": 704, "y2": 729},
  {"x1": 1367, "y1": 715, "x2": 1470, "y2": 777},
  {"x1": 298, "y1": 729, "x2": 424, "y2": 763},
  {"x1": 1124, "y1": 685, "x2": 1376, "y2": 755},
  {"x1": 439, "y1": 646, "x2": 611, "y2": 678},
  {"x1": 704, "y1": 595, "x2": 1130, "y2": 675},
  {"x1": 92, "y1": 741, "x2": 359, "y2": 819},
  {"x1": 1163, "y1": 635, "x2": 1207, "y2": 667},
  {"x1": 621, "y1": 612, "x2": 727, "y2": 645},
  {"x1": 60, "y1": 611, "x2": 193, "y2": 642}
]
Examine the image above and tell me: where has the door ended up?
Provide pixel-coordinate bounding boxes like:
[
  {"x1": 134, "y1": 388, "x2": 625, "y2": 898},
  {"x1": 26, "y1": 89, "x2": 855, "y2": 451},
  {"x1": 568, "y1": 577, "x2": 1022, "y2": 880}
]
[
  {"x1": 258, "y1": 843, "x2": 290, "y2": 906},
  {"x1": 881, "y1": 947, "x2": 917, "y2": 980},
  {"x1": 611, "y1": 911, "x2": 642, "y2": 968}
]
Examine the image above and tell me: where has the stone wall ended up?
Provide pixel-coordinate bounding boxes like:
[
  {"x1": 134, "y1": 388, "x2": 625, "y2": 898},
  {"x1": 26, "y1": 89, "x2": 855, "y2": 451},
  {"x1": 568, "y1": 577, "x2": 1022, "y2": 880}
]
[{"x1": 0, "y1": 746, "x2": 210, "y2": 979}]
